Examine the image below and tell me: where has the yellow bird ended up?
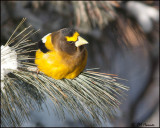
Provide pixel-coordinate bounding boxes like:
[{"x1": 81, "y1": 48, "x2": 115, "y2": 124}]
[{"x1": 35, "y1": 28, "x2": 88, "y2": 80}]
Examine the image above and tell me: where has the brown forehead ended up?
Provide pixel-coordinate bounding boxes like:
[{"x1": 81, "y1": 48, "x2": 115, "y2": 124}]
[
  {"x1": 61, "y1": 28, "x2": 76, "y2": 37},
  {"x1": 51, "y1": 28, "x2": 76, "y2": 40}
]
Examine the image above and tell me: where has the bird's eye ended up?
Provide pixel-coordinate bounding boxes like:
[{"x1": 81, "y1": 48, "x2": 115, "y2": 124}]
[{"x1": 68, "y1": 41, "x2": 74, "y2": 44}]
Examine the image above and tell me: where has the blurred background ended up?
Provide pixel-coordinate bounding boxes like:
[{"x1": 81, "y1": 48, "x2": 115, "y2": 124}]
[{"x1": 1, "y1": 1, "x2": 159, "y2": 127}]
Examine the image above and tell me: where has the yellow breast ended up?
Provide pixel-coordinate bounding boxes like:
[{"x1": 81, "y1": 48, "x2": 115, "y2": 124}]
[{"x1": 35, "y1": 48, "x2": 87, "y2": 80}]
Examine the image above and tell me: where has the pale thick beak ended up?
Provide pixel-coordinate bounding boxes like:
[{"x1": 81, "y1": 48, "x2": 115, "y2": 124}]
[{"x1": 75, "y1": 36, "x2": 88, "y2": 47}]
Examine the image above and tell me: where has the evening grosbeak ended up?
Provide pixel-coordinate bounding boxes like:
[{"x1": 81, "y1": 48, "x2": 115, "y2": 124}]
[{"x1": 35, "y1": 28, "x2": 88, "y2": 79}]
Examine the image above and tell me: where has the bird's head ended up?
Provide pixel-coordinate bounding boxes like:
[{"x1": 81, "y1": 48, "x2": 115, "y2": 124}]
[
  {"x1": 38, "y1": 28, "x2": 88, "y2": 55},
  {"x1": 61, "y1": 28, "x2": 88, "y2": 48}
]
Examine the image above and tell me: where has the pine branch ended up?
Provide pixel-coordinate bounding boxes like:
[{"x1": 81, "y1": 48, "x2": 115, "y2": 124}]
[{"x1": 1, "y1": 18, "x2": 129, "y2": 127}]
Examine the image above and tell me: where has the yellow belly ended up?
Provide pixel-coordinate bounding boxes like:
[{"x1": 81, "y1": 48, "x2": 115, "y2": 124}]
[{"x1": 35, "y1": 49, "x2": 87, "y2": 79}]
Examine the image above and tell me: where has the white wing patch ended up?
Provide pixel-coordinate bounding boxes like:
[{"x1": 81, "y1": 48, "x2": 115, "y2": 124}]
[{"x1": 42, "y1": 33, "x2": 51, "y2": 43}]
